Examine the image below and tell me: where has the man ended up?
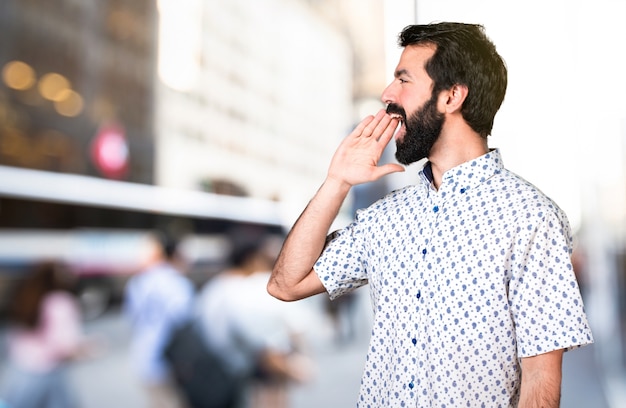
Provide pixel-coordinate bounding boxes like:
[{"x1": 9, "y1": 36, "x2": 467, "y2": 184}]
[
  {"x1": 124, "y1": 234, "x2": 194, "y2": 408},
  {"x1": 267, "y1": 22, "x2": 593, "y2": 407}
]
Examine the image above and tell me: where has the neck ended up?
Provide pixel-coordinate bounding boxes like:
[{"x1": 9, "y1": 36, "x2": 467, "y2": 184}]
[
  {"x1": 227, "y1": 257, "x2": 269, "y2": 277},
  {"x1": 427, "y1": 122, "x2": 488, "y2": 189}
]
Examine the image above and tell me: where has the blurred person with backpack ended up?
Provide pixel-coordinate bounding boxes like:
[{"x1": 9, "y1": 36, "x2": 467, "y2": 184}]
[
  {"x1": 124, "y1": 232, "x2": 195, "y2": 408},
  {"x1": 193, "y1": 228, "x2": 313, "y2": 408},
  {"x1": 0, "y1": 261, "x2": 99, "y2": 408}
]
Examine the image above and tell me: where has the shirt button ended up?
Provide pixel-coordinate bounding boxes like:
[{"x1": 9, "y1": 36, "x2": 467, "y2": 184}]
[
  {"x1": 422, "y1": 248, "x2": 427, "y2": 255},
  {"x1": 433, "y1": 205, "x2": 439, "y2": 213},
  {"x1": 416, "y1": 290, "x2": 421, "y2": 299},
  {"x1": 412, "y1": 338, "x2": 417, "y2": 345},
  {"x1": 408, "y1": 381, "x2": 414, "y2": 389},
  {"x1": 460, "y1": 187, "x2": 467, "y2": 193}
]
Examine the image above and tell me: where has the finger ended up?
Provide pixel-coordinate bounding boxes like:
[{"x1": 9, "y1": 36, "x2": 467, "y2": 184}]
[
  {"x1": 370, "y1": 114, "x2": 398, "y2": 142},
  {"x1": 361, "y1": 109, "x2": 387, "y2": 138},
  {"x1": 377, "y1": 116, "x2": 399, "y2": 145},
  {"x1": 373, "y1": 163, "x2": 405, "y2": 179},
  {"x1": 349, "y1": 114, "x2": 376, "y2": 138}
]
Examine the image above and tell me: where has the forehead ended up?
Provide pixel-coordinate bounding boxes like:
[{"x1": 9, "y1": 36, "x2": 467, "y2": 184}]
[{"x1": 395, "y1": 44, "x2": 436, "y2": 79}]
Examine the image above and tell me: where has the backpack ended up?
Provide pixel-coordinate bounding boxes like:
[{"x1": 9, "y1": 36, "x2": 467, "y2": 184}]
[{"x1": 163, "y1": 319, "x2": 244, "y2": 408}]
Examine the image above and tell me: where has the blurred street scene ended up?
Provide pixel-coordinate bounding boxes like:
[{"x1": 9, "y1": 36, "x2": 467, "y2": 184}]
[
  {"x1": 0, "y1": 288, "x2": 615, "y2": 408},
  {"x1": 1, "y1": 0, "x2": 625, "y2": 407}
]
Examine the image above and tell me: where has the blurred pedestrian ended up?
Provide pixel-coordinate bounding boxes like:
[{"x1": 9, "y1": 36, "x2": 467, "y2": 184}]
[
  {"x1": 124, "y1": 233, "x2": 195, "y2": 408},
  {"x1": 323, "y1": 290, "x2": 359, "y2": 345},
  {"x1": 268, "y1": 22, "x2": 594, "y2": 407},
  {"x1": 0, "y1": 261, "x2": 98, "y2": 408},
  {"x1": 196, "y1": 228, "x2": 313, "y2": 408}
]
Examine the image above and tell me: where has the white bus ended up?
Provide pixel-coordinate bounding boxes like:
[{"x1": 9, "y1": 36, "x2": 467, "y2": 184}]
[{"x1": 0, "y1": 165, "x2": 287, "y2": 319}]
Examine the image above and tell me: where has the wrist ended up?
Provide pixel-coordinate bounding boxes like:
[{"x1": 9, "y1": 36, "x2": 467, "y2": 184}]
[{"x1": 322, "y1": 175, "x2": 352, "y2": 196}]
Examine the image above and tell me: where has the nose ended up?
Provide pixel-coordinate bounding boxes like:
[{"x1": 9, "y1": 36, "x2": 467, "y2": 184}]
[{"x1": 380, "y1": 81, "x2": 397, "y2": 106}]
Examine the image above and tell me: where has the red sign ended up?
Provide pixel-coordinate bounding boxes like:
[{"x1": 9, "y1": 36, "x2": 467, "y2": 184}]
[{"x1": 91, "y1": 123, "x2": 129, "y2": 179}]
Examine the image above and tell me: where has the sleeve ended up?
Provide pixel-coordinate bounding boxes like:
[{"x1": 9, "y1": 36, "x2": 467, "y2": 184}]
[
  {"x1": 508, "y1": 206, "x2": 594, "y2": 358},
  {"x1": 313, "y1": 211, "x2": 370, "y2": 301}
]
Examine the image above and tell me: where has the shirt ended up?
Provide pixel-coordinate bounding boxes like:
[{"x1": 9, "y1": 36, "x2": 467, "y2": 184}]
[
  {"x1": 124, "y1": 262, "x2": 194, "y2": 384},
  {"x1": 314, "y1": 149, "x2": 593, "y2": 407},
  {"x1": 196, "y1": 271, "x2": 305, "y2": 376},
  {"x1": 7, "y1": 291, "x2": 83, "y2": 373}
]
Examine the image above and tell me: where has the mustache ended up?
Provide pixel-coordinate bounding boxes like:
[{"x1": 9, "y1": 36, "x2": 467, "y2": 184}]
[{"x1": 385, "y1": 103, "x2": 406, "y2": 120}]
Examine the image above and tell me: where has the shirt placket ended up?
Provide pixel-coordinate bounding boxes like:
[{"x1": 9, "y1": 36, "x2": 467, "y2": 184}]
[{"x1": 409, "y1": 188, "x2": 443, "y2": 405}]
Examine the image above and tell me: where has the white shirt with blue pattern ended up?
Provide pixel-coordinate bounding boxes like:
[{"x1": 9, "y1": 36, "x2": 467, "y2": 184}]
[{"x1": 314, "y1": 149, "x2": 593, "y2": 407}]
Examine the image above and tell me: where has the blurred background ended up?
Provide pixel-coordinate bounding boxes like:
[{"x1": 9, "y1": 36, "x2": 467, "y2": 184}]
[{"x1": 0, "y1": 0, "x2": 624, "y2": 407}]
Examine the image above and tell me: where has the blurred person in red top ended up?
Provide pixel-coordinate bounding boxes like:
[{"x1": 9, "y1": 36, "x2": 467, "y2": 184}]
[{"x1": 0, "y1": 261, "x2": 99, "y2": 408}]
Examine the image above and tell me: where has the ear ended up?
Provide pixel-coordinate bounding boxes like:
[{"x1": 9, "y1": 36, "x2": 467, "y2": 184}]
[{"x1": 441, "y1": 84, "x2": 468, "y2": 114}]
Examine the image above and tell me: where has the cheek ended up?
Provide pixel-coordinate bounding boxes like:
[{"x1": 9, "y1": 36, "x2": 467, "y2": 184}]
[{"x1": 403, "y1": 92, "x2": 431, "y2": 115}]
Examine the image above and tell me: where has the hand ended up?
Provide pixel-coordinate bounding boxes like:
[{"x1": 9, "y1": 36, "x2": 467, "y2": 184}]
[
  {"x1": 327, "y1": 109, "x2": 404, "y2": 187},
  {"x1": 286, "y1": 353, "x2": 316, "y2": 384}
]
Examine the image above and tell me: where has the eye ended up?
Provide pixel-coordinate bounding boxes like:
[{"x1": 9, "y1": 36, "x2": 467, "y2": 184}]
[{"x1": 398, "y1": 78, "x2": 408, "y2": 84}]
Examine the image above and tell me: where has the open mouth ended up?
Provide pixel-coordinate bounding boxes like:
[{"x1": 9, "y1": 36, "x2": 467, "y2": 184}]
[
  {"x1": 389, "y1": 113, "x2": 404, "y2": 130},
  {"x1": 386, "y1": 111, "x2": 405, "y2": 140},
  {"x1": 388, "y1": 112, "x2": 404, "y2": 126}
]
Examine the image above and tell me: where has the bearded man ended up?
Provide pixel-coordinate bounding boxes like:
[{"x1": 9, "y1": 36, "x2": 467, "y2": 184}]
[{"x1": 268, "y1": 22, "x2": 593, "y2": 408}]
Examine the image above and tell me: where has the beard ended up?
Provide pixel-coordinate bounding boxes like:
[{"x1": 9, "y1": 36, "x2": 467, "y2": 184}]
[{"x1": 387, "y1": 93, "x2": 445, "y2": 165}]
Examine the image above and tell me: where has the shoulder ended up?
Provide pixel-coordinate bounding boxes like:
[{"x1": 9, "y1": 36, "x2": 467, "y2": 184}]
[
  {"x1": 42, "y1": 291, "x2": 81, "y2": 319},
  {"x1": 493, "y1": 169, "x2": 572, "y2": 235},
  {"x1": 44, "y1": 290, "x2": 78, "y2": 307},
  {"x1": 492, "y1": 169, "x2": 566, "y2": 211},
  {"x1": 132, "y1": 264, "x2": 193, "y2": 295},
  {"x1": 198, "y1": 275, "x2": 238, "y2": 300}
]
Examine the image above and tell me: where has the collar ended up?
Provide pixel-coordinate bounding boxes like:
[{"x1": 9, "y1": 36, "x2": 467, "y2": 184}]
[{"x1": 419, "y1": 148, "x2": 504, "y2": 198}]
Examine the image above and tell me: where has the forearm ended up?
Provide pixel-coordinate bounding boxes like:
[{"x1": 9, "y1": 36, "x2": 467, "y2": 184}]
[
  {"x1": 518, "y1": 350, "x2": 563, "y2": 408},
  {"x1": 268, "y1": 177, "x2": 350, "y2": 301}
]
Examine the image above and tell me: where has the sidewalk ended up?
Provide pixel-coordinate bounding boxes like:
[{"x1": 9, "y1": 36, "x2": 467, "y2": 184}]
[{"x1": 0, "y1": 293, "x2": 622, "y2": 408}]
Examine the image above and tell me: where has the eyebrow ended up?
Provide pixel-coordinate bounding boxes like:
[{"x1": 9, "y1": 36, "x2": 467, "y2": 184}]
[{"x1": 394, "y1": 68, "x2": 411, "y2": 78}]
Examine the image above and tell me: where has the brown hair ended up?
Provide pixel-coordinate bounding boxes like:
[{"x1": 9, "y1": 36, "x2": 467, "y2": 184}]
[{"x1": 8, "y1": 261, "x2": 75, "y2": 328}]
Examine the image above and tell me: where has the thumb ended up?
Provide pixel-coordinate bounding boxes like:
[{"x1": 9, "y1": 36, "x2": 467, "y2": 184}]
[{"x1": 373, "y1": 163, "x2": 405, "y2": 179}]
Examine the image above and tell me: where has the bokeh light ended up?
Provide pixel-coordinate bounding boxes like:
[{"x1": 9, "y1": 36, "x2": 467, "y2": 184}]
[
  {"x1": 38, "y1": 72, "x2": 71, "y2": 102},
  {"x1": 2, "y1": 61, "x2": 36, "y2": 91},
  {"x1": 54, "y1": 89, "x2": 84, "y2": 117}
]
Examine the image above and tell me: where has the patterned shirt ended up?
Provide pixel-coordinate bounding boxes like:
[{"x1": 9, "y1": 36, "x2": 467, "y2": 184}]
[{"x1": 314, "y1": 149, "x2": 593, "y2": 407}]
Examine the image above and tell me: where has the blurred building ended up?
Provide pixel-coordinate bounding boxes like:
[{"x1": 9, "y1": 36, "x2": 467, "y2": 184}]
[
  {"x1": 0, "y1": 0, "x2": 390, "y2": 205},
  {"x1": 155, "y1": 0, "x2": 360, "y2": 202},
  {"x1": 0, "y1": 0, "x2": 158, "y2": 183},
  {"x1": 0, "y1": 0, "x2": 387, "y2": 232}
]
